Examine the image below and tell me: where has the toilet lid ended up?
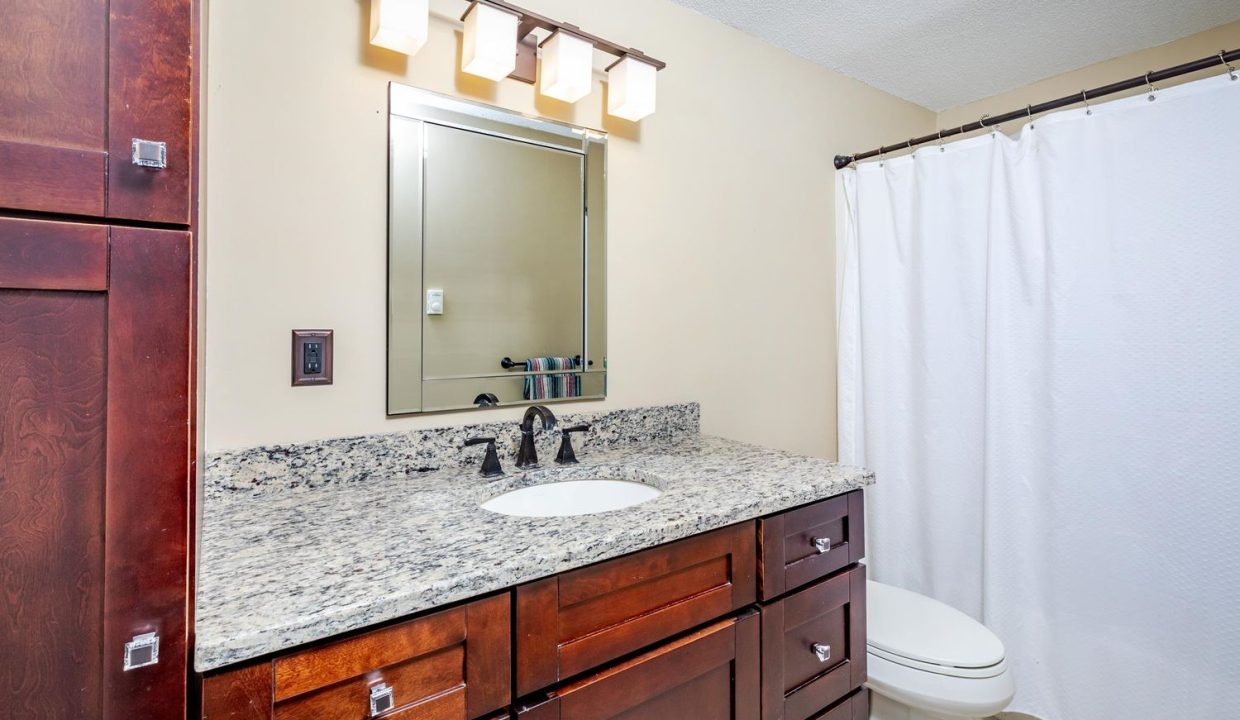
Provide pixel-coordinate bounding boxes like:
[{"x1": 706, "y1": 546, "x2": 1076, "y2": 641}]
[{"x1": 866, "y1": 581, "x2": 1005, "y2": 670}]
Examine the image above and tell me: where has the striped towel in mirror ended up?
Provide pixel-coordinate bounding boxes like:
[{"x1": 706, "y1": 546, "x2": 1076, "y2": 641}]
[{"x1": 523, "y1": 357, "x2": 581, "y2": 400}]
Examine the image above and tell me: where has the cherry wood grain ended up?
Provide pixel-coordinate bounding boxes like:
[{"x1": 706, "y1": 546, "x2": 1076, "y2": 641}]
[
  {"x1": 465, "y1": 593, "x2": 513, "y2": 718},
  {"x1": 516, "y1": 612, "x2": 760, "y2": 720},
  {"x1": 515, "y1": 522, "x2": 756, "y2": 696},
  {"x1": 107, "y1": 0, "x2": 194, "y2": 224},
  {"x1": 0, "y1": 0, "x2": 193, "y2": 223},
  {"x1": 275, "y1": 648, "x2": 465, "y2": 719},
  {"x1": 759, "y1": 490, "x2": 865, "y2": 600},
  {"x1": 0, "y1": 0, "x2": 106, "y2": 149},
  {"x1": 0, "y1": 141, "x2": 107, "y2": 217},
  {"x1": 206, "y1": 594, "x2": 511, "y2": 720},
  {"x1": 0, "y1": 0, "x2": 107, "y2": 217},
  {"x1": 0, "y1": 287, "x2": 107, "y2": 719},
  {"x1": 274, "y1": 608, "x2": 467, "y2": 701},
  {"x1": 103, "y1": 227, "x2": 192, "y2": 720},
  {"x1": 761, "y1": 565, "x2": 867, "y2": 720},
  {"x1": 202, "y1": 663, "x2": 273, "y2": 720},
  {"x1": 0, "y1": 217, "x2": 108, "y2": 291}
]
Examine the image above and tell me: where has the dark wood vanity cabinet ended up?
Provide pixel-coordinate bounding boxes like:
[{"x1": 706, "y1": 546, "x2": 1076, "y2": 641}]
[
  {"x1": 0, "y1": 0, "x2": 195, "y2": 223},
  {"x1": 1, "y1": 0, "x2": 198, "y2": 715},
  {"x1": 0, "y1": 217, "x2": 193, "y2": 719},
  {"x1": 515, "y1": 612, "x2": 761, "y2": 720},
  {"x1": 199, "y1": 492, "x2": 868, "y2": 720}
]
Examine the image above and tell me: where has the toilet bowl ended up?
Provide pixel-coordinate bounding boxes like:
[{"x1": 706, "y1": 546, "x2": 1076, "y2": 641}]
[{"x1": 865, "y1": 581, "x2": 1015, "y2": 720}]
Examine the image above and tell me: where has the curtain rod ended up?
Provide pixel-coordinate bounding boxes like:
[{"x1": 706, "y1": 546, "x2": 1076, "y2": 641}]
[{"x1": 834, "y1": 47, "x2": 1240, "y2": 170}]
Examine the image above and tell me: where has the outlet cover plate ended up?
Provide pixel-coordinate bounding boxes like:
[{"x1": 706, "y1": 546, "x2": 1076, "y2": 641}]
[{"x1": 292, "y1": 329, "x2": 333, "y2": 386}]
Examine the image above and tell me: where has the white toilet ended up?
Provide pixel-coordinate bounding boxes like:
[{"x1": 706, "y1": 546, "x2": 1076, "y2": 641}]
[{"x1": 865, "y1": 581, "x2": 1015, "y2": 720}]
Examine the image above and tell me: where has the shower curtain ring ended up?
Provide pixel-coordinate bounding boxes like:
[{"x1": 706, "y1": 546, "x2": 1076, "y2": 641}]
[
  {"x1": 937, "y1": 129, "x2": 945, "y2": 152},
  {"x1": 980, "y1": 113, "x2": 995, "y2": 136},
  {"x1": 1081, "y1": 89, "x2": 1092, "y2": 115},
  {"x1": 1221, "y1": 50, "x2": 1238, "y2": 81},
  {"x1": 1027, "y1": 104, "x2": 1035, "y2": 129},
  {"x1": 1145, "y1": 71, "x2": 1158, "y2": 101}
]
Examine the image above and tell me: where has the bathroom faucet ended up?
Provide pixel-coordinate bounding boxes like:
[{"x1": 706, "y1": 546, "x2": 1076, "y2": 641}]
[{"x1": 516, "y1": 405, "x2": 557, "y2": 468}]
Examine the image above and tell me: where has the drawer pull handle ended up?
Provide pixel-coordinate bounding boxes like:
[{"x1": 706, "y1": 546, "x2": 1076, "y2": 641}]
[
  {"x1": 812, "y1": 642, "x2": 832, "y2": 663},
  {"x1": 131, "y1": 138, "x2": 167, "y2": 169},
  {"x1": 122, "y1": 632, "x2": 160, "y2": 671},
  {"x1": 369, "y1": 683, "x2": 395, "y2": 716},
  {"x1": 811, "y1": 536, "x2": 832, "y2": 554}
]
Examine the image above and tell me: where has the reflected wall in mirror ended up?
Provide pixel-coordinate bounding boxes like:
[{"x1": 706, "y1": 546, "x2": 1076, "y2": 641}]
[{"x1": 388, "y1": 84, "x2": 606, "y2": 415}]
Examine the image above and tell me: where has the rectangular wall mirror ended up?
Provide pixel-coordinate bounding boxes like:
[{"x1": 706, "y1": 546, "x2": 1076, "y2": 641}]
[{"x1": 388, "y1": 84, "x2": 607, "y2": 415}]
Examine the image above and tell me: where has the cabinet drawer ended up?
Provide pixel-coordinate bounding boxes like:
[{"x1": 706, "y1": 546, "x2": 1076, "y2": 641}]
[
  {"x1": 516, "y1": 611, "x2": 760, "y2": 720},
  {"x1": 203, "y1": 593, "x2": 511, "y2": 720},
  {"x1": 761, "y1": 565, "x2": 866, "y2": 720},
  {"x1": 759, "y1": 490, "x2": 864, "y2": 600},
  {"x1": 515, "y1": 522, "x2": 756, "y2": 696},
  {"x1": 807, "y1": 689, "x2": 869, "y2": 720}
]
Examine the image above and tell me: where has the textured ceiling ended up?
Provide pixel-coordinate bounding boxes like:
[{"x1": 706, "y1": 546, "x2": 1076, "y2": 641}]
[{"x1": 666, "y1": 0, "x2": 1240, "y2": 110}]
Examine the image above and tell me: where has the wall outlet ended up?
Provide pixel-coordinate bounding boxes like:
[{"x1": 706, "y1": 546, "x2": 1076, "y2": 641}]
[{"x1": 292, "y1": 329, "x2": 333, "y2": 386}]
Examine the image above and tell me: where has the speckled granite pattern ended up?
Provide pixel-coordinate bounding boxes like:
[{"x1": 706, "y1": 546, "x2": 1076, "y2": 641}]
[
  {"x1": 196, "y1": 430, "x2": 874, "y2": 671},
  {"x1": 204, "y1": 403, "x2": 700, "y2": 499}
]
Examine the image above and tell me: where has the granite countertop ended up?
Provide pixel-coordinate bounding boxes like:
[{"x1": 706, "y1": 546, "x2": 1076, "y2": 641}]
[{"x1": 195, "y1": 433, "x2": 873, "y2": 672}]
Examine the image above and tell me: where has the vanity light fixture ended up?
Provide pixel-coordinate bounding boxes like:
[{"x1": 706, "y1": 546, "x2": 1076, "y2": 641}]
[
  {"x1": 461, "y1": 1, "x2": 520, "y2": 81},
  {"x1": 539, "y1": 29, "x2": 594, "y2": 103},
  {"x1": 606, "y1": 55, "x2": 658, "y2": 121},
  {"x1": 370, "y1": 0, "x2": 430, "y2": 55},
  {"x1": 375, "y1": 0, "x2": 667, "y2": 117}
]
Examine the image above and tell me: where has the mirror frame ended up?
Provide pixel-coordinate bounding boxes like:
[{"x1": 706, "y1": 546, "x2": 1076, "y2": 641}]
[{"x1": 386, "y1": 83, "x2": 607, "y2": 415}]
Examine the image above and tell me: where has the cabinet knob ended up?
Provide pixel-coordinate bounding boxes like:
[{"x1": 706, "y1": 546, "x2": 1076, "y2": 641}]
[
  {"x1": 369, "y1": 683, "x2": 395, "y2": 716},
  {"x1": 131, "y1": 138, "x2": 167, "y2": 169},
  {"x1": 811, "y1": 536, "x2": 832, "y2": 554},
  {"x1": 811, "y1": 642, "x2": 832, "y2": 663},
  {"x1": 123, "y1": 632, "x2": 160, "y2": 671}
]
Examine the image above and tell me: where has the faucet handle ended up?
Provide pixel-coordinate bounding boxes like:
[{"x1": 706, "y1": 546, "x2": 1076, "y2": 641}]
[
  {"x1": 464, "y1": 437, "x2": 503, "y2": 477},
  {"x1": 555, "y1": 424, "x2": 591, "y2": 465}
]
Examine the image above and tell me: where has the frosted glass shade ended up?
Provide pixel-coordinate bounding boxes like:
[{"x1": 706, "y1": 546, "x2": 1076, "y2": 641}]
[
  {"x1": 370, "y1": 0, "x2": 429, "y2": 55},
  {"x1": 462, "y1": 2, "x2": 519, "y2": 80},
  {"x1": 607, "y1": 56, "x2": 657, "y2": 121},
  {"x1": 540, "y1": 31, "x2": 594, "y2": 103}
]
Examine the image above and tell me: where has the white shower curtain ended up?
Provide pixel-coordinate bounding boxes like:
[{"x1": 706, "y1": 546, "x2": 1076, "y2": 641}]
[{"x1": 838, "y1": 74, "x2": 1240, "y2": 719}]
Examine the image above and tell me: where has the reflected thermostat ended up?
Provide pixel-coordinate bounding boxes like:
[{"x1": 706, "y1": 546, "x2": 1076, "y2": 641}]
[{"x1": 426, "y1": 288, "x2": 444, "y2": 315}]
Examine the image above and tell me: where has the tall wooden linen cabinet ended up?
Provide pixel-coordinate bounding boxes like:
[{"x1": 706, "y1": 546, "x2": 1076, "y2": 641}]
[{"x1": 0, "y1": 1, "x2": 199, "y2": 718}]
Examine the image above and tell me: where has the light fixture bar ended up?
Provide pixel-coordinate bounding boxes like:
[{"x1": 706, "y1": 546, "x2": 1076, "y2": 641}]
[{"x1": 459, "y1": 0, "x2": 666, "y2": 85}]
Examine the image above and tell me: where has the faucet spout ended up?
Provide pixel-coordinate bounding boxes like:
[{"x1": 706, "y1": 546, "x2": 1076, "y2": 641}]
[{"x1": 516, "y1": 405, "x2": 557, "y2": 468}]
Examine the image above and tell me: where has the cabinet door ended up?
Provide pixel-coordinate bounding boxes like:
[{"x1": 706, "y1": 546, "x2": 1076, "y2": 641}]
[
  {"x1": 516, "y1": 612, "x2": 760, "y2": 720},
  {"x1": 0, "y1": 217, "x2": 191, "y2": 719},
  {"x1": 0, "y1": 0, "x2": 193, "y2": 223},
  {"x1": 515, "y1": 522, "x2": 756, "y2": 695},
  {"x1": 761, "y1": 565, "x2": 866, "y2": 720}
]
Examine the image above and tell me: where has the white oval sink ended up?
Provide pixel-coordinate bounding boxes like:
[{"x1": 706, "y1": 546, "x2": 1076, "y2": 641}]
[{"x1": 481, "y1": 470, "x2": 662, "y2": 517}]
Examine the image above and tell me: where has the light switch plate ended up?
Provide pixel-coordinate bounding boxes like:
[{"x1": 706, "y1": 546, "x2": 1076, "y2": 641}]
[
  {"x1": 292, "y1": 329, "x2": 333, "y2": 386},
  {"x1": 426, "y1": 288, "x2": 444, "y2": 315}
]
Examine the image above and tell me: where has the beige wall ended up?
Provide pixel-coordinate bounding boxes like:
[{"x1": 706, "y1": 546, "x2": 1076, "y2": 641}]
[
  {"x1": 202, "y1": 0, "x2": 934, "y2": 455},
  {"x1": 939, "y1": 20, "x2": 1240, "y2": 132}
]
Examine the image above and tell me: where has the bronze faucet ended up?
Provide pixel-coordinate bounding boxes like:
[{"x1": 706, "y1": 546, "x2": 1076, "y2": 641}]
[{"x1": 515, "y1": 405, "x2": 557, "y2": 468}]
